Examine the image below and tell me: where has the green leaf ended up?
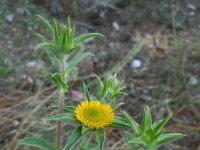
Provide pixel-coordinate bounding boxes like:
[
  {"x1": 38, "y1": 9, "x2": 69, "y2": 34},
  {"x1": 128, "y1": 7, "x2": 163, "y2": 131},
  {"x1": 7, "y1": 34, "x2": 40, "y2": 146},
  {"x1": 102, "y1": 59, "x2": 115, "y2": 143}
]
[
  {"x1": 36, "y1": 15, "x2": 54, "y2": 37},
  {"x1": 152, "y1": 113, "x2": 172, "y2": 136},
  {"x1": 111, "y1": 116, "x2": 130, "y2": 128},
  {"x1": 124, "y1": 131, "x2": 137, "y2": 150},
  {"x1": 36, "y1": 42, "x2": 59, "y2": 50},
  {"x1": 96, "y1": 75, "x2": 104, "y2": 99},
  {"x1": 71, "y1": 25, "x2": 75, "y2": 42},
  {"x1": 49, "y1": 105, "x2": 75, "y2": 113},
  {"x1": 17, "y1": 137, "x2": 56, "y2": 150},
  {"x1": 63, "y1": 126, "x2": 83, "y2": 150},
  {"x1": 124, "y1": 131, "x2": 133, "y2": 142},
  {"x1": 95, "y1": 129, "x2": 105, "y2": 150},
  {"x1": 111, "y1": 103, "x2": 124, "y2": 110},
  {"x1": 156, "y1": 133, "x2": 184, "y2": 146},
  {"x1": 47, "y1": 113, "x2": 74, "y2": 121},
  {"x1": 111, "y1": 92, "x2": 127, "y2": 99},
  {"x1": 62, "y1": 25, "x2": 67, "y2": 47},
  {"x1": 123, "y1": 111, "x2": 140, "y2": 134},
  {"x1": 35, "y1": 33, "x2": 48, "y2": 42},
  {"x1": 74, "y1": 33, "x2": 104, "y2": 46},
  {"x1": 141, "y1": 106, "x2": 152, "y2": 133},
  {"x1": 79, "y1": 135, "x2": 92, "y2": 150},
  {"x1": 65, "y1": 52, "x2": 94, "y2": 75},
  {"x1": 64, "y1": 106, "x2": 75, "y2": 112},
  {"x1": 128, "y1": 137, "x2": 146, "y2": 145},
  {"x1": 53, "y1": 19, "x2": 59, "y2": 44},
  {"x1": 83, "y1": 83, "x2": 91, "y2": 101},
  {"x1": 49, "y1": 73, "x2": 68, "y2": 92},
  {"x1": 101, "y1": 81, "x2": 111, "y2": 99}
]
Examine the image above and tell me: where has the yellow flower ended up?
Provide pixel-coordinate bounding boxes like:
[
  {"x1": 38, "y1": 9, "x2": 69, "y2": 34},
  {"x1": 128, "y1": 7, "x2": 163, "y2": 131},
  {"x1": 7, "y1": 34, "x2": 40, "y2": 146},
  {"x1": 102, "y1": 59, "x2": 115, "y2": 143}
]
[{"x1": 74, "y1": 100, "x2": 114, "y2": 129}]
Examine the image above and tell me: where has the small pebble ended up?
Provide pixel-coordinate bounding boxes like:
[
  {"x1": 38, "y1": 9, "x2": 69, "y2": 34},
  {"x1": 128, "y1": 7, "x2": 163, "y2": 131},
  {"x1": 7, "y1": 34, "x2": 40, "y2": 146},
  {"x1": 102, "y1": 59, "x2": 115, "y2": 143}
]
[
  {"x1": 188, "y1": 75, "x2": 198, "y2": 85},
  {"x1": 131, "y1": 58, "x2": 142, "y2": 69}
]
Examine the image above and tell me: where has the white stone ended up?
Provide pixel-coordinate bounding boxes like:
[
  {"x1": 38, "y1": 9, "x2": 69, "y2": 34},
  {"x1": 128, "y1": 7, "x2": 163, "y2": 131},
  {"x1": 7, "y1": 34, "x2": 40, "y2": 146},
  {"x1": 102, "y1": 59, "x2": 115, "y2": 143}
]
[
  {"x1": 131, "y1": 58, "x2": 142, "y2": 69},
  {"x1": 188, "y1": 75, "x2": 198, "y2": 85}
]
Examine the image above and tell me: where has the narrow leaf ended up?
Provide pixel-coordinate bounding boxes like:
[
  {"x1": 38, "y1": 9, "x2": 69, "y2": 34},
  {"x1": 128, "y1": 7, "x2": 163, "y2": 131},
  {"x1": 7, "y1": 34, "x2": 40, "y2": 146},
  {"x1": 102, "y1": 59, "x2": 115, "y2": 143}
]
[
  {"x1": 35, "y1": 33, "x2": 48, "y2": 42},
  {"x1": 62, "y1": 26, "x2": 67, "y2": 47},
  {"x1": 64, "y1": 106, "x2": 75, "y2": 112},
  {"x1": 36, "y1": 42, "x2": 59, "y2": 50},
  {"x1": 47, "y1": 113, "x2": 74, "y2": 121},
  {"x1": 63, "y1": 126, "x2": 83, "y2": 150},
  {"x1": 53, "y1": 19, "x2": 59, "y2": 44},
  {"x1": 111, "y1": 103, "x2": 124, "y2": 110},
  {"x1": 36, "y1": 15, "x2": 54, "y2": 37},
  {"x1": 123, "y1": 111, "x2": 140, "y2": 134},
  {"x1": 111, "y1": 116, "x2": 130, "y2": 128},
  {"x1": 74, "y1": 33, "x2": 104, "y2": 46},
  {"x1": 124, "y1": 131, "x2": 137, "y2": 150},
  {"x1": 124, "y1": 131, "x2": 133, "y2": 142},
  {"x1": 141, "y1": 106, "x2": 152, "y2": 133},
  {"x1": 49, "y1": 73, "x2": 68, "y2": 92},
  {"x1": 156, "y1": 133, "x2": 184, "y2": 146},
  {"x1": 111, "y1": 92, "x2": 127, "y2": 99},
  {"x1": 95, "y1": 129, "x2": 105, "y2": 150},
  {"x1": 96, "y1": 75, "x2": 104, "y2": 99},
  {"x1": 17, "y1": 137, "x2": 56, "y2": 150},
  {"x1": 152, "y1": 113, "x2": 172, "y2": 135},
  {"x1": 83, "y1": 83, "x2": 91, "y2": 101},
  {"x1": 128, "y1": 137, "x2": 146, "y2": 145}
]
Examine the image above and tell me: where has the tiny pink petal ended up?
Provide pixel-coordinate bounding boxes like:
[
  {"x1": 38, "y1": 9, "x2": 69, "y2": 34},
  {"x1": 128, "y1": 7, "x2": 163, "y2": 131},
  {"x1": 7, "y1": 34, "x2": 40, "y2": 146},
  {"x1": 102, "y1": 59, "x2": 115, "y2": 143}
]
[{"x1": 71, "y1": 90, "x2": 84, "y2": 99}]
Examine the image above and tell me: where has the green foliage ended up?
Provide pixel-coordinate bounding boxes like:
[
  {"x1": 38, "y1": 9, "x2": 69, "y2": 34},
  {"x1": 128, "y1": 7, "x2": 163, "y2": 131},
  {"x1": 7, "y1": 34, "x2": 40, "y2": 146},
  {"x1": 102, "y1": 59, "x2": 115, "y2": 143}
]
[
  {"x1": 17, "y1": 15, "x2": 183, "y2": 150},
  {"x1": 63, "y1": 126, "x2": 83, "y2": 150},
  {"x1": 123, "y1": 111, "x2": 140, "y2": 134},
  {"x1": 123, "y1": 106, "x2": 184, "y2": 150},
  {"x1": 96, "y1": 75, "x2": 126, "y2": 102},
  {"x1": 95, "y1": 129, "x2": 105, "y2": 150},
  {"x1": 36, "y1": 15, "x2": 103, "y2": 60},
  {"x1": 17, "y1": 137, "x2": 57, "y2": 150},
  {"x1": 83, "y1": 83, "x2": 91, "y2": 101},
  {"x1": 49, "y1": 73, "x2": 68, "y2": 92},
  {"x1": 111, "y1": 102, "x2": 124, "y2": 110},
  {"x1": 47, "y1": 113, "x2": 74, "y2": 121},
  {"x1": 111, "y1": 116, "x2": 130, "y2": 128}
]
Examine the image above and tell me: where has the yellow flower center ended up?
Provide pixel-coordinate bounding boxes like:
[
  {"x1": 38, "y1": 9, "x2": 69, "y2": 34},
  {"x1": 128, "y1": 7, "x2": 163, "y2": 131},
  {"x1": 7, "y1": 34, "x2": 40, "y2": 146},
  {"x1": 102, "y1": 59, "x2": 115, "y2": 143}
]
[{"x1": 74, "y1": 101, "x2": 114, "y2": 129}]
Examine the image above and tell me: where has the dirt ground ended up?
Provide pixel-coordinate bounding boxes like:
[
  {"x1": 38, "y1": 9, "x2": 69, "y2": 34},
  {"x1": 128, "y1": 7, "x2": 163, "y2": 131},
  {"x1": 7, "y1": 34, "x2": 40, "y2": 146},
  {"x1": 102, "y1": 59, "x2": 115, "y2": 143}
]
[{"x1": 0, "y1": 0, "x2": 200, "y2": 149}]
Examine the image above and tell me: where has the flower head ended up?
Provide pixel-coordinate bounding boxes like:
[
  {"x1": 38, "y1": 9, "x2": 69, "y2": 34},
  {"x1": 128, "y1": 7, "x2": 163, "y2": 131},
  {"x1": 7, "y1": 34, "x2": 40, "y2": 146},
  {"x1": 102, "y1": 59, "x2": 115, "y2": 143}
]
[{"x1": 74, "y1": 100, "x2": 114, "y2": 129}]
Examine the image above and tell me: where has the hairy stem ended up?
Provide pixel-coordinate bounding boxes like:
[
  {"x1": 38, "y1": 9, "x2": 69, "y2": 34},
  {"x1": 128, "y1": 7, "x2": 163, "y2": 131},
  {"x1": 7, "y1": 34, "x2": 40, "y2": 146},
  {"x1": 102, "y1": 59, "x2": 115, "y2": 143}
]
[
  {"x1": 56, "y1": 91, "x2": 64, "y2": 149},
  {"x1": 56, "y1": 57, "x2": 67, "y2": 149}
]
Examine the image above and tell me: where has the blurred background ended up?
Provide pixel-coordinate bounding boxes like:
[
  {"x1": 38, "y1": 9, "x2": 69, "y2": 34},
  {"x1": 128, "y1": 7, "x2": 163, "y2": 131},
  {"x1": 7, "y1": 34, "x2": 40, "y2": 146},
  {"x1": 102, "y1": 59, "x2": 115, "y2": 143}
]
[{"x1": 0, "y1": 0, "x2": 200, "y2": 149}]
